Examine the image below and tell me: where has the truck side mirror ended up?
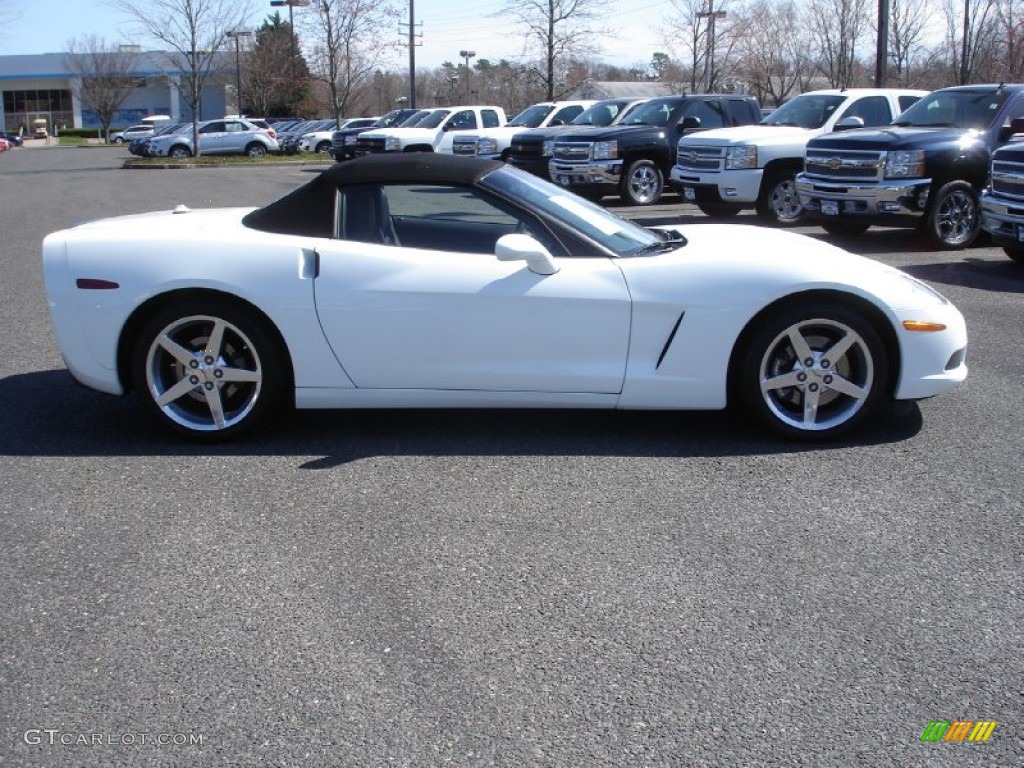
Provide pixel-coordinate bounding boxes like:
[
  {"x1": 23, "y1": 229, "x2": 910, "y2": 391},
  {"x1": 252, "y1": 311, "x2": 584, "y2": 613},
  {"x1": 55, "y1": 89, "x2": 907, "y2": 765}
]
[
  {"x1": 680, "y1": 115, "x2": 702, "y2": 134},
  {"x1": 834, "y1": 116, "x2": 865, "y2": 132}
]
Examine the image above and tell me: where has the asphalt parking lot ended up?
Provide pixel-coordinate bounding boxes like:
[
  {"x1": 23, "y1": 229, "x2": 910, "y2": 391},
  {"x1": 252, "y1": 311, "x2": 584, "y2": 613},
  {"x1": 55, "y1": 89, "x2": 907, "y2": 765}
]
[{"x1": 1, "y1": 145, "x2": 1021, "y2": 767}]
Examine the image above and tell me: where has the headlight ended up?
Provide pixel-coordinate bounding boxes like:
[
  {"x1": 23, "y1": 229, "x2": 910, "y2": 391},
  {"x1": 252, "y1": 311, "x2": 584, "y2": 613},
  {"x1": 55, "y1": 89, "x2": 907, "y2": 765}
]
[
  {"x1": 725, "y1": 145, "x2": 757, "y2": 169},
  {"x1": 542, "y1": 140, "x2": 554, "y2": 157},
  {"x1": 478, "y1": 138, "x2": 497, "y2": 155},
  {"x1": 593, "y1": 140, "x2": 618, "y2": 160},
  {"x1": 885, "y1": 150, "x2": 926, "y2": 178},
  {"x1": 385, "y1": 136, "x2": 402, "y2": 151}
]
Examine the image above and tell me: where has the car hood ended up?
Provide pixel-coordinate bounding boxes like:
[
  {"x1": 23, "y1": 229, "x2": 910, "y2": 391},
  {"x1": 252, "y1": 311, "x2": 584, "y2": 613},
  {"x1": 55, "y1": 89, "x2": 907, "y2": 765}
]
[
  {"x1": 555, "y1": 125, "x2": 664, "y2": 142},
  {"x1": 808, "y1": 126, "x2": 986, "y2": 151},
  {"x1": 680, "y1": 124, "x2": 818, "y2": 146}
]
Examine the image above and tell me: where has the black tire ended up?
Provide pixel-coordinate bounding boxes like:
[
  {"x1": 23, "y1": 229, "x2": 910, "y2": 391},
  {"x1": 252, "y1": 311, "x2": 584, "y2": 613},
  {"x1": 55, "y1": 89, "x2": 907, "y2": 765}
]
[
  {"x1": 820, "y1": 221, "x2": 869, "y2": 237},
  {"x1": 169, "y1": 145, "x2": 192, "y2": 159},
  {"x1": 245, "y1": 142, "x2": 267, "y2": 158},
  {"x1": 315, "y1": 141, "x2": 330, "y2": 154},
  {"x1": 619, "y1": 158, "x2": 664, "y2": 205},
  {"x1": 698, "y1": 203, "x2": 743, "y2": 217},
  {"x1": 113, "y1": 136, "x2": 125, "y2": 144},
  {"x1": 756, "y1": 171, "x2": 804, "y2": 226},
  {"x1": 735, "y1": 301, "x2": 889, "y2": 440},
  {"x1": 921, "y1": 180, "x2": 981, "y2": 249},
  {"x1": 1004, "y1": 247, "x2": 1024, "y2": 264},
  {"x1": 131, "y1": 300, "x2": 287, "y2": 441}
]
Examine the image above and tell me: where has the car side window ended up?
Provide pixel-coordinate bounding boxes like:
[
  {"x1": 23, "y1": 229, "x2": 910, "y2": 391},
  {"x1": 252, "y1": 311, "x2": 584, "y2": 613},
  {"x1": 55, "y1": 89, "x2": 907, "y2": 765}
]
[
  {"x1": 844, "y1": 96, "x2": 892, "y2": 126},
  {"x1": 482, "y1": 110, "x2": 501, "y2": 128},
  {"x1": 550, "y1": 105, "x2": 583, "y2": 124},
  {"x1": 682, "y1": 100, "x2": 726, "y2": 130},
  {"x1": 898, "y1": 95, "x2": 921, "y2": 112},
  {"x1": 225, "y1": 122, "x2": 246, "y2": 133},
  {"x1": 448, "y1": 110, "x2": 477, "y2": 131},
  {"x1": 200, "y1": 121, "x2": 224, "y2": 133}
]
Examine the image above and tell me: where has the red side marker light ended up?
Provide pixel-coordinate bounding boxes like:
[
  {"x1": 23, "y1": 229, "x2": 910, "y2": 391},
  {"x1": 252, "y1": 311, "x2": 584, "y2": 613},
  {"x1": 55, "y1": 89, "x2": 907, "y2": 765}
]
[{"x1": 76, "y1": 278, "x2": 120, "y2": 290}]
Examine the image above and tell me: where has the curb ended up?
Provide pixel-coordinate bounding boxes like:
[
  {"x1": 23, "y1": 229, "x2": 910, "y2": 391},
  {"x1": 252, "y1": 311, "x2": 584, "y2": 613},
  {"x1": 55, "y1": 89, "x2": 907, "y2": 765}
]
[{"x1": 122, "y1": 158, "x2": 335, "y2": 170}]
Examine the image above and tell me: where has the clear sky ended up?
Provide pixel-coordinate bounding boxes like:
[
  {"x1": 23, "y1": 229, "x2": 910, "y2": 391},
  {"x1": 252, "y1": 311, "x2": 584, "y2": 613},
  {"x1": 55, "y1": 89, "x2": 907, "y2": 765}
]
[{"x1": 0, "y1": 0, "x2": 670, "y2": 72}]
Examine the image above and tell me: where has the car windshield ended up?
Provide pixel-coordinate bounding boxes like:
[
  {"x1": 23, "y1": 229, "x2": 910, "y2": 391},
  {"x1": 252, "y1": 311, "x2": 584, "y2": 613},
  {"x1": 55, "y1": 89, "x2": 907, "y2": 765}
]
[
  {"x1": 509, "y1": 104, "x2": 555, "y2": 127},
  {"x1": 399, "y1": 110, "x2": 432, "y2": 127},
  {"x1": 890, "y1": 88, "x2": 1006, "y2": 129},
  {"x1": 480, "y1": 165, "x2": 667, "y2": 256},
  {"x1": 571, "y1": 100, "x2": 636, "y2": 127},
  {"x1": 416, "y1": 110, "x2": 451, "y2": 129},
  {"x1": 762, "y1": 94, "x2": 846, "y2": 128},
  {"x1": 618, "y1": 98, "x2": 678, "y2": 127},
  {"x1": 374, "y1": 110, "x2": 403, "y2": 127}
]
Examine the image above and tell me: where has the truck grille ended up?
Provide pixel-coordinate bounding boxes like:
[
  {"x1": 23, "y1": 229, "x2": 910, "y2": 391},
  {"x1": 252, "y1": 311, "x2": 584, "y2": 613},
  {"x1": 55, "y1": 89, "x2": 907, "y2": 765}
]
[
  {"x1": 552, "y1": 141, "x2": 592, "y2": 163},
  {"x1": 991, "y1": 159, "x2": 1024, "y2": 199},
  {"x1": 804, "y1": 149, "x2": 884, "y2": 181},
  {"x1": 451, "y1": 138, "x2": 478, "y2": 156},
  {"x1": 676, "y1": 144, "x2": 724, "y2": 172},
  {"x1": 510, "y1": 140, "x2": 541, "y2": 159},
  {"x1": 357, "y1": 137, "x2": 385, "y2": 153}
]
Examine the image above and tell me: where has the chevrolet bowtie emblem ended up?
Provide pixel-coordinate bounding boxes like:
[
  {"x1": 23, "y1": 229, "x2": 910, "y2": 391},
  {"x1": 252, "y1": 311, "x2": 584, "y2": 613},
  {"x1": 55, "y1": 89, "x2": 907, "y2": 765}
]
[
  {"x1": 826, "y1": 155, "x2": 842, "y2": 170},
  {"x1": 684, "y1": 151, "x2": 698, "y2": 163}
]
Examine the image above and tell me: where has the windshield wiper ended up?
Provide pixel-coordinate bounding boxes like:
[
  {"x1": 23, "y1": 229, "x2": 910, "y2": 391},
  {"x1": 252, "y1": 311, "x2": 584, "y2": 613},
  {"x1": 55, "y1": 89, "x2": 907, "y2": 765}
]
[{"x1": 633, "y1": 231, "x2": 688, "y2": 256}]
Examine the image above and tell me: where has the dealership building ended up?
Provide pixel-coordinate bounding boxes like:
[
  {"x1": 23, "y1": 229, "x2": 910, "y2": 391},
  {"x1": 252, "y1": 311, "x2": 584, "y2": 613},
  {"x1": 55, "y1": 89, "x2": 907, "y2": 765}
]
[{"x1": 0, "y1": 50, "x2": 231, "y2": 135}]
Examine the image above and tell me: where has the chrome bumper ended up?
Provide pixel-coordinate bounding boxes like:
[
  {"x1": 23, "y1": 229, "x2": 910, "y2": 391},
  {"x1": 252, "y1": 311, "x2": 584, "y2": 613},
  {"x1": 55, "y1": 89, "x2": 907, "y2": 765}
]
[
  {"x1": 548, "y1": 159, "x2": 620, "y2": 186},
  {"x1": 795, "y1": 174, "x2": 931, "y2": 219},
  {"x1": 980, "y1": 190, "x2": 1024, "y2": 243}
]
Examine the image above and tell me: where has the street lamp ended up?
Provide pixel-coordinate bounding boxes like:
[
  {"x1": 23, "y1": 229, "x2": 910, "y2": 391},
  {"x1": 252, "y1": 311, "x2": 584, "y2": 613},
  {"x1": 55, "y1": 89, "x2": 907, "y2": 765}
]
[
  {"x1": 458, "y1": 49, "x2": 475, "y2": 103},
  {"x1": 270, "y1": 0, "x2": 310, "y2": 115},
  {"x1": 226, "y1": 30, "x2": 252, "y2": 115}
]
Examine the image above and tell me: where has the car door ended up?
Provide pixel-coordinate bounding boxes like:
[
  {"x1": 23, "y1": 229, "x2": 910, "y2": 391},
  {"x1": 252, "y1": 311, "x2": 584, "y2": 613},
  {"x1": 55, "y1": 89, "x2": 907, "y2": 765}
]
[
  {"x1": 198, "y1": 120, "x2": 227, "y2": 154},
  {"x1": 436, "y1": 110, "x2": 478, "y2": 152},
  {"x1": 312, "y1": 182, "x2": 631, "y2": 392}
]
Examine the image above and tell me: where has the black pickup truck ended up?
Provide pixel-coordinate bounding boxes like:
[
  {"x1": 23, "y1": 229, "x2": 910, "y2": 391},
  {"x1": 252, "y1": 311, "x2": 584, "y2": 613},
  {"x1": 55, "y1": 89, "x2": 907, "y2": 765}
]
[
  {"x1": 980, "y1": 124, "x2": 1024, "y2": 264},
  {"x1": 546, "y1": 94, "x2": 762, "y2": 205},
  {"x1": 795, "y1": 84, "x2": 1024, "y2": 249},
  {"x1": 330, "y1": 108, "x2": 421, "y2": 162}
]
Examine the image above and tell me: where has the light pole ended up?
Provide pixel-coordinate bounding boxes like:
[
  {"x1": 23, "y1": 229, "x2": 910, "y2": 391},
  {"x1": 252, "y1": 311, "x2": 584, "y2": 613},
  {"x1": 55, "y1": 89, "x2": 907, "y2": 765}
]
[
  {"x1": 696, "y1": 4, "x2": 726, "y2": 92},
  {"x1": 226, "y1": 30, "x2": 252, "y2": 115},
  {"x1": 270, "y1": 0, "x2": 310, "y2": 115},
  {"x1": 459, "y1": 49, "x2": 475, "y2": 103}
]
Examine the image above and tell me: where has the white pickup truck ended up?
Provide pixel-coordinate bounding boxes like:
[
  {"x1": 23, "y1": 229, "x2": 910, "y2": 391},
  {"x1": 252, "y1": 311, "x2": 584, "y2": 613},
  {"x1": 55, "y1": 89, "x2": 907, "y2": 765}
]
[
  {"x1": 669, "y1": 88, "x2": 928, "y2": 225},
  {"x1": 355, "y1": 106, "x2": 507, "y2": 154},
  {"x1": 448, "y1": 101, "x2": 594, "y2": 160}
]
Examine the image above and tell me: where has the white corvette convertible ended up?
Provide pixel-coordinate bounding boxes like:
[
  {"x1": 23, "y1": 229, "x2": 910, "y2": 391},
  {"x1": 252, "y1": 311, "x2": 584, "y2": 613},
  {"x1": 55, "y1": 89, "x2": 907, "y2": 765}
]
[{"x1": 42, "y1": 154, "x2": 967, "y2": 441}]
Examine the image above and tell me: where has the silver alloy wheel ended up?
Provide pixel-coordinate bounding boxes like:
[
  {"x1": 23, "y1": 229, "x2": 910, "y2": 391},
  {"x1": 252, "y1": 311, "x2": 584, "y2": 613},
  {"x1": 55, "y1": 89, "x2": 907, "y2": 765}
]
[
  {"x1": 758, "y1": 317, "x2": 874, "y2": 432},
  {"x1": 935, "y1": 188, "x2": 977, "y2": 246},
  {"x1": 626, "y1": 162, "x2": 662, "y2": 204},
  {"x1": 769, "y1": 177, "x2": 803, "y2": 224},
  {"x1": 144, "y1": 314, "x2": 263, "y2": 432},
  {"x1": 170, "y1": 145, "x2": 190, "y2": 158},
  {"x1": 247, "y1": 143, "x2": 266, "y2": 157}
]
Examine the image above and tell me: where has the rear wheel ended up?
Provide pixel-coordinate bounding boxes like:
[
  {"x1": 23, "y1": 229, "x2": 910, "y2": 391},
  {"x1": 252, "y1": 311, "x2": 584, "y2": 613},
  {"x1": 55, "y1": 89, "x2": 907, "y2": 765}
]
[
  {"x1": 620, "y1": 159, "x2": 664, "y2": 205},
  {"x1": 698, "y1": 203, "x2": 742, "y2": 217},
  {"x1": 756, "y1": 171, "x2": 804, "y2": 226},
  {"x1": 921, "y1": 180, "x2": 980, "y2": 249},
  {"x1": 131, "y1": 300, "x2": 287, "y2": 440},
  {"x1": 735, "y1": 302, "x2": 889, "y2": 440},
  {"x1": 245, "y1": 142, "x2": 267, "y2": 158},
  {"x1": 820, "y1": 221, "x2": 869, "y2": 237}
]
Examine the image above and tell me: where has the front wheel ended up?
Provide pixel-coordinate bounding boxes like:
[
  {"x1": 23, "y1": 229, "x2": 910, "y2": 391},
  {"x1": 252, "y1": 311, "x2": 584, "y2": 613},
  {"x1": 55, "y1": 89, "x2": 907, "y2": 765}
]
[
  {"x1": 131, "y1": 301, "x2": 287, "y2": 440},
  {"x1": 697, "y1": 203, "x2": 742, "y2": 218},
  {"x1": 735, "y1": 302, "x2": 889, "y2": 440},
  {"x1": 113, "y1": 136, "x2": 125, "y2": 144},
  {"x1": 620, "y1": 159, "x2": 663, "y2": 205},
  {"x1": 245, "y1": 142, "x2": 267, "y2": 158},
  {"x1": 756, "y1": 171, "x2": 804, "y2": 226},
  {"x1": 315, "y1": 141, "x2": 330, "y2": 154},
  {"x1": 921, "y1": 181, "x2": 980, "y2": 249},
  {"x1": 169, "y1": 145, "x2": 192, "y2": 159}
]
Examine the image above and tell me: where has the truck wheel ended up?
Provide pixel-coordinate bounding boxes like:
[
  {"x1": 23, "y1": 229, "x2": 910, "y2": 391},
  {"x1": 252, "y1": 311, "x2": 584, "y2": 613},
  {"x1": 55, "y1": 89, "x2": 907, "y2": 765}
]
[
  {"x1": 1004, "y1": 247, "x2": 1024, "y2": 264},
  {"x1": 820, "y1": 221, "x2": 869, "y2": 237},
  {"x1": 698, "y1": 203, "x2": 742, "y2": 217},
  {"x1": 756, "y1": 171, "x2": 804, "y2": 226},
  {"x1": 620, "y1": 159, "x2": 663, "y2": 205},
  {"x1": 921, "y1": 181, "x2": 980, "y2": 249}
]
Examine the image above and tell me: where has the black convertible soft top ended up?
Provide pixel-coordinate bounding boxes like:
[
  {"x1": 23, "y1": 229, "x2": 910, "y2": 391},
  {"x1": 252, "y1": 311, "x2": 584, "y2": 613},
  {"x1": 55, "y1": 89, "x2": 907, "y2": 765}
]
[{"x1": 242, "y1": 153, "x2": 505, "y2": 237}]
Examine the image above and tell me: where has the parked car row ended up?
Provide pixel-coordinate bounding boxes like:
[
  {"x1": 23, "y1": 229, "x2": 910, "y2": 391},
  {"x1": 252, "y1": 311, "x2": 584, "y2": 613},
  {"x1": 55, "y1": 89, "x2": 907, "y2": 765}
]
[{"x1": 125, "y1": 118, "x2": 279, "y2": 158}]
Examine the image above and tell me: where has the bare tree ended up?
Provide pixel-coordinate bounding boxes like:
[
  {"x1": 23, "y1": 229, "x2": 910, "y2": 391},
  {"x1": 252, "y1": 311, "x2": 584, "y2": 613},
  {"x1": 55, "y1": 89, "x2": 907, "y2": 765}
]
[
  {"x1": 886, "y1": 0, "x2": 934, "y2": 85},
  {"x1": 806, "y1": 0, "x2": 874, "y2": 86},
  {"x1": 940, "y1": 0, "x2": 1000, "y2": 82},
  {"x1": 109, "y1": 0, "x2": 253, "y2": 155},
  {"x1": 495, "y1": 0, "x2": 610, "y2": 101},
  {"x1": 304, "y1": 0, "x2": 399, "y2": 123},
  {"x1": 731, "y1": 0, "x2": 808, "y2": 104},
  {"x1": 663, "y1": 0, "x2": 743, "y2": 93},
  {"x1": 995, "y1": 0, "x2": 1024, "y2": 80},
  {"x1": 64, "y1": 37, "x2": 138, "y2": 141}
]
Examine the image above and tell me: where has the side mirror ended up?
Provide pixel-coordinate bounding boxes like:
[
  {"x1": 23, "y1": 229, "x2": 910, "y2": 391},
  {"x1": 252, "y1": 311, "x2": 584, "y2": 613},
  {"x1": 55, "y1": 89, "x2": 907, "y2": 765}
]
[
  {"x1": 680, "y1": 115, "x2": 702, "y2": 134},
  {"x1": 549, "y1": 118, "x2": 565, "y2": 127},
  {"x1": 495, "y1": 233, "x2": 559, "y2": 275},
  {"x1": 833, "y1": 115, "x2": 865, "y2": 132}
]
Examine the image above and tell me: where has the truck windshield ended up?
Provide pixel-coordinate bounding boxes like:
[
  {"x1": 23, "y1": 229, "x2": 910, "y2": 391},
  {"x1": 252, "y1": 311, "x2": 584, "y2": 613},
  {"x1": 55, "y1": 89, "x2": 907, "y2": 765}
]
[
  {"x1": 619, "y1": 98, "x2": 679, "y2": 127},
  {"x1": 570, "y1": 99, "x2": 637, "y2": 127},
  {"x1": 416, "y1": 110, "x2": 451, "y2": 129},
  {"x1": 509, "y1": 104, "x2": 555, "y2": 127},
  {"x1": 891, "y1": 88, "x2": 1006, "y2": 129},
  {"x1": 762, "y1": 94, "x2": 846, "y2": 129}
]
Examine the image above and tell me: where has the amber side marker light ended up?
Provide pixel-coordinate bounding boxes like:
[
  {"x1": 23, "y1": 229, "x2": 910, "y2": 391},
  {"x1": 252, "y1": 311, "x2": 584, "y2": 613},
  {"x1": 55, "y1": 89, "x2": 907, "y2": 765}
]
[{"x1": 902, "y1": 320, "x2": 947, "y2": 332}]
